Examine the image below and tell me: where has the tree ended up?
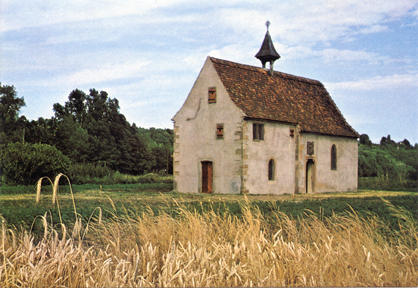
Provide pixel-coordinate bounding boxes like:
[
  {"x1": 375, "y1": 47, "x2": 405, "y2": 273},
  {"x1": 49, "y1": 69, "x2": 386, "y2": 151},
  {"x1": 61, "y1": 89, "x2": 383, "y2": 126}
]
[
  {"x1": 25, "y1": 117, "x2": 56, "y2": 145},
  {"x1": 0, "y1": 83, "x2": 26, "y2": 144},
  {"x1": 54, "y1": 116, "x2": 89, "y2": 163},
  {"x1": 380, "y1": 134, "x2": 396, "y2": 148},
  {"x1": 49, "y1": 88, "x2": 152, "y2": 174},
  {"x1": 398, "y1": 139, "x2": 412, "y2": 149},
  {"x1": 359, "y1": 134, "x2": 372, "y2": 146},
  {"x1": 67, "y1": 89, "x2": 87, "y2": 123}
]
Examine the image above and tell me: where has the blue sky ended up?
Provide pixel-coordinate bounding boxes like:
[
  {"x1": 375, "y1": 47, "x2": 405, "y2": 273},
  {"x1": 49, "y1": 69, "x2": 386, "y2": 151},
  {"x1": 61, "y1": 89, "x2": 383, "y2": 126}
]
[{"x1": 1, "y1": 0, "x2": 417, "y2": 144}]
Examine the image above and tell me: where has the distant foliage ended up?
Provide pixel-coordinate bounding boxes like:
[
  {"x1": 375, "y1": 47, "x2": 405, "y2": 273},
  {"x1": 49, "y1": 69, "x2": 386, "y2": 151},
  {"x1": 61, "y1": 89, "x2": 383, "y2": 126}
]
[
  {"x1": 358, "y1": 134, "x2": 417, "y2": 190},
  {"x1": 0, "y1": 84, "x2": 173, "y2": 178},
  {"x1": 1, "y1": 142, "x2": 71, "y2": 185}
]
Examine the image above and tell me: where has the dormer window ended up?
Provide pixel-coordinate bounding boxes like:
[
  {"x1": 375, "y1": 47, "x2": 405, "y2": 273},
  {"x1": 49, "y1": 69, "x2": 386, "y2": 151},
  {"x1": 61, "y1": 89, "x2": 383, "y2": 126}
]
[{"x1": 208, "y1": 87, "x2": 216, "y2": 103}]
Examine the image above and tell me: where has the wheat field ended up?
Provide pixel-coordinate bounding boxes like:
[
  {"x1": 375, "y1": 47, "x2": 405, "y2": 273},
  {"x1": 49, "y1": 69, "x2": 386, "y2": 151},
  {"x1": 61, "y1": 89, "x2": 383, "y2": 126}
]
[{"x1": 1, "y1": 194, "x2": 417, "y2": 287}]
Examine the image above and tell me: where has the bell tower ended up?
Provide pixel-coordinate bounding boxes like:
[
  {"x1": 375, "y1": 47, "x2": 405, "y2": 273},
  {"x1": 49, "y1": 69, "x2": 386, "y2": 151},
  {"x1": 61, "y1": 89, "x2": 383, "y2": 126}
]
[{"x1": 255, "y1": 21, "x2": 280, "y2": 75}]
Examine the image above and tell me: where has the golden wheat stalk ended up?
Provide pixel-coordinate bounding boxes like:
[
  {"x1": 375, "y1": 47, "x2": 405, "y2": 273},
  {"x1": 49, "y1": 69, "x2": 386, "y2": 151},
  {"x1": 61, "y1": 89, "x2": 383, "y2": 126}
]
[
  {"x1": 4, "y1": 195, "x2": 416, "y2": 287},
  {"x1": 36, "y1": 176, "x2": 53, "y2": 203},
  {"x1": 53, "y1": 173, "x2": 77, "y2": 219}
]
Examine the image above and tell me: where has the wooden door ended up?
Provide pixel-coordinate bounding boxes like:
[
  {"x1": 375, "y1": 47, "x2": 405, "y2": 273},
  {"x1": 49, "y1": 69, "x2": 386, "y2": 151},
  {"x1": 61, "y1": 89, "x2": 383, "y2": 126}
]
[
  {"x1": 201, "y1": 161, "x2": 213, "y2": 193},
  {"x1": 306, "y1": 159, "x2": 314, "y2": 193}
]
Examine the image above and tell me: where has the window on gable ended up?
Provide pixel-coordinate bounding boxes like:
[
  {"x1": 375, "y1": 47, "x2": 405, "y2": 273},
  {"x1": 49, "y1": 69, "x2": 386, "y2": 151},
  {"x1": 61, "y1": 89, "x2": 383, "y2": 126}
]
[
  {"x1": 331, "y1": 144, "x2": 337, "y2": 170},
  {"x1": 216, "y1": 124, "x2": 224, "y2": 139},
  {"x1": 208, "y1": 87, "x2": 216, "y2": 103},
  {"x1": 268, "y1": 159, "x2": 275, "y2": 181},
  {"x1": 253, "y1": 123, "x2": 264, "y2": 140}
]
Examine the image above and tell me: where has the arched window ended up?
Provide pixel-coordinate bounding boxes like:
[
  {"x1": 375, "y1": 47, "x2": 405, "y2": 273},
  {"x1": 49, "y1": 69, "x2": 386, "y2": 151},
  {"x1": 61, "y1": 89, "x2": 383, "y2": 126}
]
[
  {"x1": 268, "y1": 159, "x2": 275, "y2": 181},
  {"x1": 331, "y1": 145, "x2": 337, "y2": 170}
]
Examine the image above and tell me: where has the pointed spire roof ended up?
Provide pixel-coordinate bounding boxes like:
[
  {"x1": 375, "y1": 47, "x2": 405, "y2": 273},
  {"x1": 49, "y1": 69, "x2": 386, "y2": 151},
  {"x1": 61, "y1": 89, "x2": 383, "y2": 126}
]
[{"x1": 255, "y1": 21, "x2": 280, "y2": 67}]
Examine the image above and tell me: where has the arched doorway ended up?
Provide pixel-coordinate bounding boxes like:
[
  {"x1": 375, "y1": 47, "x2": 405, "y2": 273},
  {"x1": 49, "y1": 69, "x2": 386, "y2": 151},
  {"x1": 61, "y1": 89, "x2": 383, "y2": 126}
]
[
  {"x1": 306, "y1": 159, "x2": 315, "y2": 193},
  {"x1": 201, "y1": 161, "x2": 213, "y2": 193}
]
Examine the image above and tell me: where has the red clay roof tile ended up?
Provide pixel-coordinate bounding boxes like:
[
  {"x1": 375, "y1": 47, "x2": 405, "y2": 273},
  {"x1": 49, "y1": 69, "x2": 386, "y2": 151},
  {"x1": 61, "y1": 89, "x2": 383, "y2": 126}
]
[{"x1": 210, "y1": 57, "x2": 359, "y2": 138}]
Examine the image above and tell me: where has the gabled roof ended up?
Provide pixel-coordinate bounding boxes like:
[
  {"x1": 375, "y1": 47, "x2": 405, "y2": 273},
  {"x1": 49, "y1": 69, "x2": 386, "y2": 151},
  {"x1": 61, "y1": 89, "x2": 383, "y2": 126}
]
[{"x1": 210, "y1": 57, "x2": 359, "y2": 138}]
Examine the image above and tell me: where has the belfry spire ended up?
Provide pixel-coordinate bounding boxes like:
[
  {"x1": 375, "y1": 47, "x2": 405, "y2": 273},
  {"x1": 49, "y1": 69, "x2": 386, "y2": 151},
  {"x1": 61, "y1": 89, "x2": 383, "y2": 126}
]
[{"x1": 255, "y1": 21, "x2": 280, "y2": 75}]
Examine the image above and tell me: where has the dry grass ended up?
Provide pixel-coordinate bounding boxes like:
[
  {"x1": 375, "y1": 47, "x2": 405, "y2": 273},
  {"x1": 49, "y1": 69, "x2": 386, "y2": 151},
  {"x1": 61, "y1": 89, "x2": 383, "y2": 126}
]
[{"x1": 1, "y1": 196, "x2": 417, "y2": 287}]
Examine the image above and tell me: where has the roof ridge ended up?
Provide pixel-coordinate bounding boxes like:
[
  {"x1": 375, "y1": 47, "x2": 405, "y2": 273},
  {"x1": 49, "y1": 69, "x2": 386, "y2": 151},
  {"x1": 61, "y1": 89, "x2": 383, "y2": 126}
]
[{"x1": 209, "y1": 56, "x2": 322, "y2": 86}]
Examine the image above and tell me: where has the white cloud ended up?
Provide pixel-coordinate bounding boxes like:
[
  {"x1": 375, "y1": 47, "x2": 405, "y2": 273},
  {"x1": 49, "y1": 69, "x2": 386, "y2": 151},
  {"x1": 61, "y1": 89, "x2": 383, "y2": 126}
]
[
  {"x1": 325, "y1": 73, "x2": 418, "y2": 91},
  {"x1": 208, "y1": 43, "x2": 256, "y2": 65},
  {"x1": 0, "y1": 0, "x2": 188, "y2": 32},
  {"x1": 268, "y1": 0, "x2": 418, "y2": 45},
  {"x1": 276, "y1": 45, "x2": 392, "y2": 66},
  {"x1": 359, "y1": 25, "x2": 389, "y2": 34},
  {"x1": 36, "y1": 60, "x2": 151, "y2": 86},
  {"x1": 3, "y1": 0, "x2": 417, "y2": 42},
  {"x1": 321, "y1": 49, "x2": 389, "y2": 64}
]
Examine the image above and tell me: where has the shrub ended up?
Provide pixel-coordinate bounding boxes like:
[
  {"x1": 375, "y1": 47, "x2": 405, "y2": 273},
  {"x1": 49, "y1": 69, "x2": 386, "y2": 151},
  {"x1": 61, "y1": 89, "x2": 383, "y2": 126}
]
[
  {"x1": 67, "y1": 162, "x2": 114, "y2": 184},
  {"x1": 1, "y1": 142, "x2": 71, "y2": 185},
  {"x1": 359, "y1": 176, "x2": 417, "y2": 191}
]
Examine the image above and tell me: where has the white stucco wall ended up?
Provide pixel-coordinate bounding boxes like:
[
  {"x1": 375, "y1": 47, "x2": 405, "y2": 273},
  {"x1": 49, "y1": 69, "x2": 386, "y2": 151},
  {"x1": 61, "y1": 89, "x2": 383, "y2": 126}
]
[
  {"x1": 172, "y1": 58, "x2": 244, "y2": 194},
  {"x1": 297, "y1": 133, "x2": 358, "y2": 193},
  {"x1": 244, "y1": 121, "x2": 296, "y2": 194}
]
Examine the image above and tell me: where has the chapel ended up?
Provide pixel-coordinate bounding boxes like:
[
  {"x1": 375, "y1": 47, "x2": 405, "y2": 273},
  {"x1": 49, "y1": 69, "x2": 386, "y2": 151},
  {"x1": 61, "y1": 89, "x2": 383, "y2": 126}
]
[{"x1": 172, "y1": 23, "x2": 359, "y2": 194}]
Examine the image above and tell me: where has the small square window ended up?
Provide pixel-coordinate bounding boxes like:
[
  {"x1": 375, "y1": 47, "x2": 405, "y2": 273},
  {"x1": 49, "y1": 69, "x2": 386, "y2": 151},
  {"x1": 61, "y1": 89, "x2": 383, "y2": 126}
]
[
  {"x1": 208, "y1": 87, "x2": 216, "y2": 103},
  {"x1": 253, "y1": 123, "x2": 264, "y2": 140},
  {"x1": 216, "y1": 124, "x2": 224, "y2": 139},
  {"x1": 290, "y1": 129, "x2": 294, "y2": 137}
]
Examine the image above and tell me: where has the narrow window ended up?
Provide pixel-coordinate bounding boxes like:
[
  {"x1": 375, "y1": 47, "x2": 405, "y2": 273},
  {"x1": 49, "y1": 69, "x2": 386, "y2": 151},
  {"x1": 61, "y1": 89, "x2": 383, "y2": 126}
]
[
  {"x1": 331, "y1": 144, "x2": 337, "y2": 170},
  {"x1": 268, "y1": 159, "x2": 275, "y2": 181},
  {"x1": 216, "y1": 124, "x2": 224, "y2": 139},
  {"x1": 208, "y1": 87, "x2": 216, "y2": 103},
  {"x1": 253, "y1": 123, "x2": 264, "y2": 140}
]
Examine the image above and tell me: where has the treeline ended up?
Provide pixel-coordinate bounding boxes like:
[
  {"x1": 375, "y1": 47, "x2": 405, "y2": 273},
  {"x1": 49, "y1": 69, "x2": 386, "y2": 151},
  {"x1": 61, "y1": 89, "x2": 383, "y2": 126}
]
[
  {"x1": 2, "y1": 83, "x2": 417, "y2": 188},
  {"x1": 1, "y1": 83, "x2": 173, "y2": 185},
  {"x1": 358, "y1": 134, "x2": 417, "y2": 189}
]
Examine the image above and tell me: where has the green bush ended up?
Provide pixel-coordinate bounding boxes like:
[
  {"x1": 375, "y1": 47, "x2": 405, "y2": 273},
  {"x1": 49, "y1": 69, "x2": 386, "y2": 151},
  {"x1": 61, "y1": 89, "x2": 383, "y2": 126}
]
[
  {"x1": 67, "y1": 162, "x2": 114, "y2": 184},
  {"x1": 1, "y1": 142, "x2": 71, "y2": 185},
  {"x1": 109, "y1": 172, "x2": 172, "y2": 185},
  {"x1": 358, "y1": 176, "x2": 417, "y2": 191}
]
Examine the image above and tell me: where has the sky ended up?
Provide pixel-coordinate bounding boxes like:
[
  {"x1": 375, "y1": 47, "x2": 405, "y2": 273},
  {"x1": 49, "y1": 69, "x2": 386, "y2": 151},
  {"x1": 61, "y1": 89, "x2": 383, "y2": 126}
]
[{"x1": 1, "y1": 0, "x2": 417, "y2": 144}]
